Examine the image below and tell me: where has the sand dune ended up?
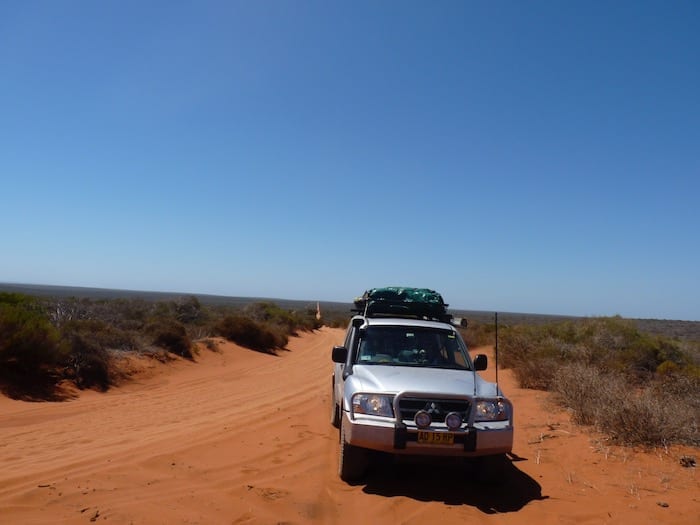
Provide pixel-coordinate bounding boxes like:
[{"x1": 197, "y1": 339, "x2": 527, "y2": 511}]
[{"x1": 1, "y1": 327, "x2": 697, "y2": 524}]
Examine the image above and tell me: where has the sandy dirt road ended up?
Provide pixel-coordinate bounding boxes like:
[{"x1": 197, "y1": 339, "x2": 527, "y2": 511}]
[{"x1": 1, "y1": 327, "x2": 697, "y2": 524}]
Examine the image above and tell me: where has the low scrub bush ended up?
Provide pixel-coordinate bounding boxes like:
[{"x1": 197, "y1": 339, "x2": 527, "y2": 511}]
[
  {"x1": 62, "y1": 330, "x2": 113, "y2": 391},
  {"x1": 458, "y1": 321, "x2": 495, "y2": 348},
  {"x1": 656, "y1": 370, "x2": 700, "y2": 409},
  {"x1": 553, "y1": 363, "x2": 626, "y2": 426},
  {"x1": 244, "y1": 301, "x2": 321, "y2": 335},
  {"x1": 554, "y1": 363, "x2": 698, "y2": 446},
  {"x1": 214, "y1": 315, "x2": 287, "y2": 353},
  {"x1": 0, "y1": 294, "x2": 67, "y2": 397},
  {"x1": 146, "y1": 319, "x2": 194, "y2": 359},
  {"x1": 59, "y1": 319, "x2": 141, "y2": 390},
  {"x1": 174, "y1": 295, "x2": 205, "y2": 324},
  {"x1": 502, "y1": 317, "x2": 700, "y2": 446},
  {"x1": 500, "y1": 317, "x2": 696, "y2": 385},
  {"x1": 498, "y1": 324, "x2": 563, "y2": 389},
  {"x1": 608, "y1": 389, "x2": 697, "y2": 446},
  {"x1": 203, "y1": 338, "x2": 220, "y2": 352},
  {"x1": 61, "y1": 319, "x2": 137, "y2": 351},
  {"x1": 325, "y1": 315, "x2": 351, "y2": 329},
  {"x1": 3, "y1": 294, "x2": 324, "y2": 397}
]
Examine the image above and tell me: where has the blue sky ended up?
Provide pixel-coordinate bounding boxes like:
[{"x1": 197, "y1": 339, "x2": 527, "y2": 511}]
[{"x1": 1, "y1": 1, "x2": 698, "y2": 320}]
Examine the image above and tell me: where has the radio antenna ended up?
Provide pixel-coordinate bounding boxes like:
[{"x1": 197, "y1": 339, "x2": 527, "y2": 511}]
[{"x1": 495, "y1": 312, "x2": 500, "y2": 396}]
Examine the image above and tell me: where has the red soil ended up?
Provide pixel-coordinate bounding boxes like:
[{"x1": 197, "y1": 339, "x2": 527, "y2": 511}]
[{"x1": 1, "y1": 328, "x2": 697, "y2": 524}]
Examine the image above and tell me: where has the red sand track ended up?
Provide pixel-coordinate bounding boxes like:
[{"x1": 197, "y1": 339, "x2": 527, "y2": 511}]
[{"x1": 1, "y1": 327, "x2": 697, "y2": 524}]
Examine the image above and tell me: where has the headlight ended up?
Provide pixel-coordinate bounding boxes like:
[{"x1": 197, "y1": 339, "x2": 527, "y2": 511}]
[
  {"x1": 475, "y1": 399, "x2": 508, "y2": 421},
  {"x1": 352, "y1": 393, "x2": 394, "y2": 418}
]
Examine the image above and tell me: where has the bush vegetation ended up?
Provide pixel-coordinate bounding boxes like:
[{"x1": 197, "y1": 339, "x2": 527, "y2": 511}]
[
  {"x1": 0, "y1": 293, "x2": 67, "y2": 399},
  {"x1": 6, "y1": 289, "x2": 696, "y2": 448},
  {"x1": 458, "y1": 320, "x2": 496, "y2": 348},
  {"x1": 61, "y1": 322, "x2": 113, "y2": 391},
  {"x1": 214, "y1": 314, "x2": 288, "y2": 353},
  {"x1": 146, "y1": 318, "x2": 194, "y2": 359},
  {"x1": 499, "y1": 316, "x2": 699, "y2": 446},
  {"x1": 243, "y1": 301, "x2": 321, "y2": 334},
  {"x1": 0, "y1": 293, "x2": 321, "y2": 399},
  {"x1": 323, "y1": 312, "x2": 352, "y2": 329}
]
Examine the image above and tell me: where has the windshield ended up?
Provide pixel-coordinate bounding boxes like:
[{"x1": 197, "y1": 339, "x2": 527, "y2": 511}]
[{"x1": 355, "y1": 326, "x2": 471, "y2": 370}]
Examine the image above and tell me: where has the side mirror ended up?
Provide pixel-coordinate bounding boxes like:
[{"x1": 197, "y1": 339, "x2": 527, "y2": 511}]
[
  {"x1": 332, "y1": 345, "x2": 348, "y2": 363},
  {"x1": 473, "y1": 354, "x2": 488, "y2": 371}
]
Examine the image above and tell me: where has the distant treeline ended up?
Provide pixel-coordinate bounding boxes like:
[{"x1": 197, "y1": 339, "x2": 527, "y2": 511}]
[
  {"x1": 3, "y1": 283, "x2": 698, "y2": 340},
  {"x1": 451, "y1": 309, "x2": 700, "y2": 343},
  {"x1": 0, "y1": 282, "x2": 353, "y2": 314}
]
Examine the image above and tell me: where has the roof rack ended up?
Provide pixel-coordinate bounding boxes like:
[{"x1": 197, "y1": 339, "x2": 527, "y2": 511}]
[{"x1": 352, "y1": 287, "x2": 452, "y2": 322}]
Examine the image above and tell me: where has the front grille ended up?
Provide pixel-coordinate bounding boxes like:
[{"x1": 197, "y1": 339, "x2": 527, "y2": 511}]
[{"x1": 398, "y1": 397, "x2": 470, "y2": 425}]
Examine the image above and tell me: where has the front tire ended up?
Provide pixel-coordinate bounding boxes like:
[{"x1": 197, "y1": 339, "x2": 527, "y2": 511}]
[{"x1": 338, "y1": 417, "x2": 367, "y2": 482}]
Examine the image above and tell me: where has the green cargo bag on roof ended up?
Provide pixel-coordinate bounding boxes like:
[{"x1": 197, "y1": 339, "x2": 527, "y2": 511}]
[{"x1": 353, "y1": 287, "x2": 449, "y2": 320}]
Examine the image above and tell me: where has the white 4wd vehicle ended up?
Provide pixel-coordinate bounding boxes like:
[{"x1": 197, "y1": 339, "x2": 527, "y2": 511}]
[{"x1": 330, "y1": 288, "x2": 514, "y2": 482}]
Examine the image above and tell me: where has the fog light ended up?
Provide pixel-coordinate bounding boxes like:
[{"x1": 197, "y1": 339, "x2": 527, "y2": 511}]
[
  {"x1": 445, "y1": 412, "x2": 462, "y2": 431},
  {"x1": 415, "y1": 410, "x2": 432, "y2": 429}
]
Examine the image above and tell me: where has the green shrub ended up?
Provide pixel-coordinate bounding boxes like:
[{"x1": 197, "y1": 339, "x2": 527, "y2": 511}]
[
  {"x1": 0, "y1": 293, "x2": 67, "y2": 398},
  {"x1": 244, "y1": 301, "x2": 321, "y2": 335},
  {"x1": 175, "y1": 295, "x2": 204, "y2": 324},
  {"x1": 59, "y1": 319, "x2": 144, "y2": 390},
  {"x1": 498, "y1": 324, "x2": 564, "y2": 389},
  {"x1": 146, "y1": 319, "x2": 194, "y2": 358},
  {"x1": 214, "y1": 315, "x2": 287, "y2": 353},
  {"x1": 62, "y1": 331, "x2": 112, "y2": 391},
  {"x1": 325, "y1": 316, "x2": 351, "y2": 329},
  {"x1": 0, "y1": 294, "x2": 65, "y2": 374},
  {"x1": 500, "y1": 317, "x2": 694, "y2": 382},
  {"x1": 61, "y1": 319, "x2": 137, "y2": 351}
]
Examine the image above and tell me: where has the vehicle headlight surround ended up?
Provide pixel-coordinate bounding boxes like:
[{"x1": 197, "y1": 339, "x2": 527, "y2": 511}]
[
  {"x1": 352, "y1": 393, "x2": 395, "y2": 418},
  {"x1": 445, "y1": 411, "x2": 463, "y2": 430},
  {"x1": 475, "y1": 399, "x2": 508, "y2": 421},
  {"x1": 414, "y1": 410, "x2": 432, "y2": 429}
]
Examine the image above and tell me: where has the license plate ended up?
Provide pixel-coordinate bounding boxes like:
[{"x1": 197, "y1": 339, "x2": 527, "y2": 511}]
[{"x1": 417, "y1": 431, "x2": 454, "y2": 445}]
